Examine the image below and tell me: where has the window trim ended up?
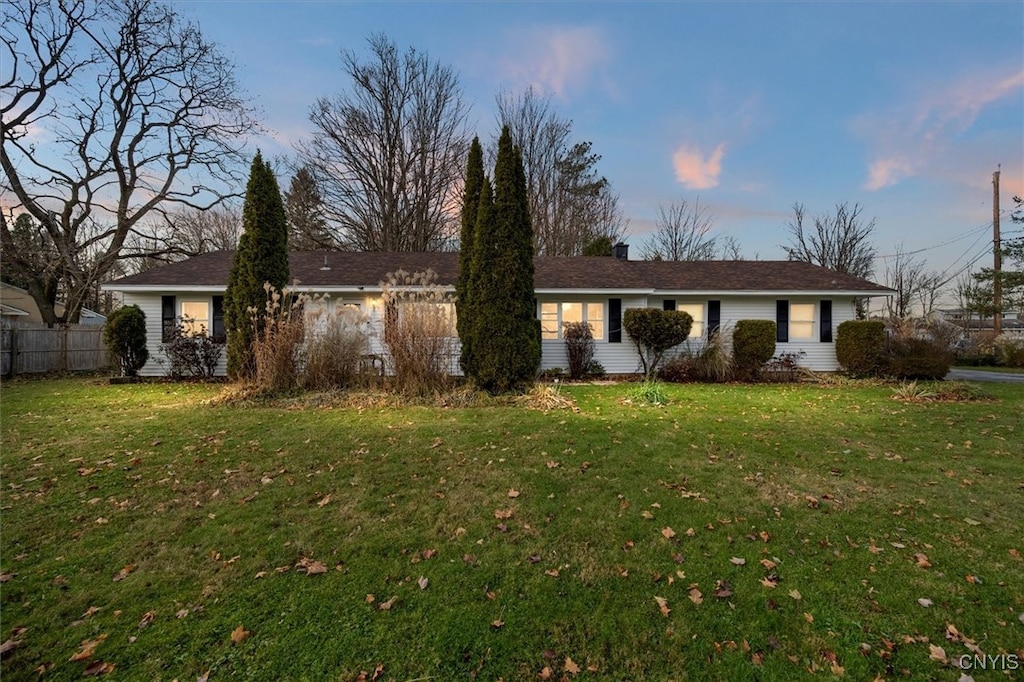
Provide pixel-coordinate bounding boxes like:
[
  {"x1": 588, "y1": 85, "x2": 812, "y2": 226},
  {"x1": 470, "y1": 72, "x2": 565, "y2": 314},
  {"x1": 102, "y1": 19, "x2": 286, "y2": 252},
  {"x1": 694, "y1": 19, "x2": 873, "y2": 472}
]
[{"x1": 539, "y1": 301, "x2": 605, "y2": 341}]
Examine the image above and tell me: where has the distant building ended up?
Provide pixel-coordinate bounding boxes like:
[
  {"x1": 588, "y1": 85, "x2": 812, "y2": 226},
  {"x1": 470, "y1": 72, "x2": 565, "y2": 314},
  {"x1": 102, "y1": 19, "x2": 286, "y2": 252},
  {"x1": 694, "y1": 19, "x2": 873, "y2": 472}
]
[{"x1": 0, "y1": 282, "x2": 107, "y2": 327}]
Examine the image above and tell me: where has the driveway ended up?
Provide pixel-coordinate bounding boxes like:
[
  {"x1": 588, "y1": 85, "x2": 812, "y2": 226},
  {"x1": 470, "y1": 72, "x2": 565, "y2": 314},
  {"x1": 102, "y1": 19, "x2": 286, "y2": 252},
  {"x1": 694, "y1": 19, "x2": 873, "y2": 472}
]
[{"x1": 946, "y1": 368, "x2": 1024, "y2": 384}]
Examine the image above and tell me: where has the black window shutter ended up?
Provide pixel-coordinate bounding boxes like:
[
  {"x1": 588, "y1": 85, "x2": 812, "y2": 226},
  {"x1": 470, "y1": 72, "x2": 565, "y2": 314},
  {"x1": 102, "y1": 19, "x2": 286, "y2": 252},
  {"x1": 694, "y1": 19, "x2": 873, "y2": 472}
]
[
  {"x1": 161, "y1": 295, "x2": 176, "y2": 343},
  {"x1": 663, "y1": 299, "x2": 676, "y2": 311},
  {"x1": 212, "y1": 296, "x2": 225, "y2": 342},
  {"x1": 819, "y1": 300, "x2": 833, "y2": 342},
  {"x1": 707, "y1": 300, "x2": 721, "y2": 339},
  {"x1": 776, "y1": 300, "x2": 789, "y2": 343},
  {"x1": 608, "y1": 298, "x2": 622, "y2": 343}
]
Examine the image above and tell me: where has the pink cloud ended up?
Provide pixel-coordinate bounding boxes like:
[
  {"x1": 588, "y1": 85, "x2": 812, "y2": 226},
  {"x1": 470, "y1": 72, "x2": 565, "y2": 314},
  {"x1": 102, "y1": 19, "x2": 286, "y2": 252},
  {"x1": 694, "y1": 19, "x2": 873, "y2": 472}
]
[
  {"x1": 856, "y1": 65, "x2": 1023, "y2": 191},
  {"x1": 673, "y1": 143, "x2": 726, "y2": 190},
  {"x1": 497, "y1": 25, "x2": 612, "y2": 98},
  {"x1": 865, "y1": 157, "x2": 914, "y2": 191}
]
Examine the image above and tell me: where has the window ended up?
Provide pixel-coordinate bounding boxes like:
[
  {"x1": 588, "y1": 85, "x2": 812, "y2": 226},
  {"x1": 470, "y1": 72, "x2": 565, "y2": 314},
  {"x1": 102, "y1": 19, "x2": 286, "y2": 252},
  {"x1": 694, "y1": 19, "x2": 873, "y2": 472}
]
[
  {"x1": 539, "y1": 302, "x2": 604, "y2": 340},
  {"x1": 789, "y1": 303, "x2": 815, "y2": 340},
  {"x1": 180, "y1": 300, "x2": 210, "y2": 336},
  {"x1": 677, "y1": 303, "x2": 704, "y2": 338}
]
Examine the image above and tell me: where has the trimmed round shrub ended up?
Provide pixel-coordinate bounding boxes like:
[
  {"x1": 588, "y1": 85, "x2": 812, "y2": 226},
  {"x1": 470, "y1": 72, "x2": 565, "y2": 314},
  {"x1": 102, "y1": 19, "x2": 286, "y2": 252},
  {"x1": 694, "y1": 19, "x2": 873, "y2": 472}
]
[
  {"x1": 886, "y1": 337, "x2": 952, "y2": 380},
  {"x1": 732, "y1": 320, "x2": 776, "y2": 380},
  {"x1": 103, "y1": 305, "x2": 149, "y2": 377},
  {"x1": 623, "y1": 308, "x2": 692, "y2": 378},
  {"x1": 836, "y1": 320, "x2": 886, "y2": 377}
]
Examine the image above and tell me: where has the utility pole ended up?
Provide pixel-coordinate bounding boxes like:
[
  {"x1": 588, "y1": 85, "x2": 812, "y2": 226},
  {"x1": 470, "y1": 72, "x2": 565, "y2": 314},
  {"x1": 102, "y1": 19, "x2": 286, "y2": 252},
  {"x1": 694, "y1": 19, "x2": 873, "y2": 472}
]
[{"x1": 993, "y1": 168, "x2": 1002, "y2": 336}]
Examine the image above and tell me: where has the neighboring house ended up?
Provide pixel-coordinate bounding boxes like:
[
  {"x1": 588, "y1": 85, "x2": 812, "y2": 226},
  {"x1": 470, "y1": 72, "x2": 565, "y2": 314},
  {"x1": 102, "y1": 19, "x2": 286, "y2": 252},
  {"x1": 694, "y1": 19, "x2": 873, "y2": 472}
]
[
  {"x1": 936, "y1": 308, "x2": 1024, "y2": 337},
  {"x1": 0, "y1": 282, "x2": 107, "y2": 327},
  {"x1": 102, "y1": 247, "x2": 894, "y2": 377}
]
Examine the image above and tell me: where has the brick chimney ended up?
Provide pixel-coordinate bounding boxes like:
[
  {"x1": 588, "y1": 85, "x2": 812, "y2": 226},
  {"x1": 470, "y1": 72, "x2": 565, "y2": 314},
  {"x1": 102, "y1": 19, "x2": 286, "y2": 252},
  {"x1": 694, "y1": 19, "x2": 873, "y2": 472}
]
[{"x1": 613, "y1": 242, "x2": 629, "y2": 260}]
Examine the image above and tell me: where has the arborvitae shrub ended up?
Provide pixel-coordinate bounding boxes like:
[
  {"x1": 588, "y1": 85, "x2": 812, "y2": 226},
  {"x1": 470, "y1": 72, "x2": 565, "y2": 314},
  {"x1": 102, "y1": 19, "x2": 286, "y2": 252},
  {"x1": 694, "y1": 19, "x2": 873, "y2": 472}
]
[
  {"x1": 623, "y1": 308, "x2": 692, "y2": 378},
  {"x1": 836, "y1": 320, "x2": 886, "y2": 377},
  {"x1": 886, "y1": 337, "x2": 952, "y2": 380},
  {"x1": 732, "y1": 320, "x2": 776, "y2": 380},
  {"x1": 103, "y1": 305, "x2": 148, "y2": 377}
]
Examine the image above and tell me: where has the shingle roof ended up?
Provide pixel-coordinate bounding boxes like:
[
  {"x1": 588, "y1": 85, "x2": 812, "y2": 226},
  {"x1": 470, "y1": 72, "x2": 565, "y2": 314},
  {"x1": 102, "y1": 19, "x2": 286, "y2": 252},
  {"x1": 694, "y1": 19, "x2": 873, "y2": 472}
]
[{"x1": 106, "y1": 250, "x2": 893, "y2": 294}]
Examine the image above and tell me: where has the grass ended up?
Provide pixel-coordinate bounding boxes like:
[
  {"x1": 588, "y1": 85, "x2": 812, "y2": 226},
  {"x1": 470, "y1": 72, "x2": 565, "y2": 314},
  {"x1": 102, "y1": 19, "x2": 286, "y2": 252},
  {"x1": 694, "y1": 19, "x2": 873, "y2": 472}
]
[
  {"x1": 1, "y1": 377, "x2": 1022, "y2": 681},
  {"x1": 953, "y1": 365, "x2": 1024, "y2": 374}
]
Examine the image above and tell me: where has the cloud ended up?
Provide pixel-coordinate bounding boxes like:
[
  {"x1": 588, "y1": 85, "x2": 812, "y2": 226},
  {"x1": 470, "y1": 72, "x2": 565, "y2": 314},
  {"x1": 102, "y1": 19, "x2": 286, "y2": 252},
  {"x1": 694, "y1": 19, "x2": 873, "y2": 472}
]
[
  {"x1": 497, "y1": 25, "x2": 612, "y2": 98},
  {"x1": 673, "y1": 143, "x2": 726, "y2": 190},
  {"x1": 855, "y1": 66, "x2": 1023, "y2": 190},
  {"x1": 865, "y1": 157, "x2": 914, "y2": 191}
]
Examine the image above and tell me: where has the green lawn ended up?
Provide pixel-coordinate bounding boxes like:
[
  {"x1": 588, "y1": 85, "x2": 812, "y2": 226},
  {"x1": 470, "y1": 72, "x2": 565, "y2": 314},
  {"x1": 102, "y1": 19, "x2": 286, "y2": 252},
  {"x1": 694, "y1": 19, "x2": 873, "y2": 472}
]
[{"x1": 1, "y1": 378, "x2": 1022, "y2": 681}]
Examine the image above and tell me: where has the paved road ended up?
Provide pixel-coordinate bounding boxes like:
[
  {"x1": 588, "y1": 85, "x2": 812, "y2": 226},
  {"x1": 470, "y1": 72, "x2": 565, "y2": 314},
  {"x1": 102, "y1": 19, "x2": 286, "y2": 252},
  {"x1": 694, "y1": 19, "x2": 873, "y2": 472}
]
[{"x1": 946, "y1": 368, "x2": 1024, "y2": 384}]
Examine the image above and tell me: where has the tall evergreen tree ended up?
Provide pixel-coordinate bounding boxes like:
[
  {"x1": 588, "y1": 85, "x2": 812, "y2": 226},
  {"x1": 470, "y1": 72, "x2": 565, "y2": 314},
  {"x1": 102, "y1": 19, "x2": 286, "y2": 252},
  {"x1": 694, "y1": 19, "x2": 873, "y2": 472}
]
[
  {"x1": 456, "y1": 137, "x2": 486, "y2": 376},
  {"x1": 284, "y1": 166, "x2": 335, "y2": 250},
  {"x1": 470, "y1": 126, "x2": 540, "y2": 392},
  {"x1": 224, "y1": 153, "x2": 290, "y2": 379}
]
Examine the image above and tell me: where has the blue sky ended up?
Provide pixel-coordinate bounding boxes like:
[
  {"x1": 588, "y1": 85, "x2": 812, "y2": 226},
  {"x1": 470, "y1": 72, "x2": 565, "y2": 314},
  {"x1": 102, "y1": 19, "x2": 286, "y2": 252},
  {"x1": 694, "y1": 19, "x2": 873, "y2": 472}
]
[{"x1": 181, "y1": 0, "x2": 1023, "y2": 284}]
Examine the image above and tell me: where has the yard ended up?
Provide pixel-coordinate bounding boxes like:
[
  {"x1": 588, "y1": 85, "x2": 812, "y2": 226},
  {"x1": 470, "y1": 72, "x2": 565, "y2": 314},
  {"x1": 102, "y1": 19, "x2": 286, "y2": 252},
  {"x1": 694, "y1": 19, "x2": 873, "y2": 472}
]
[{"x1": 1, "y1": 378, "x2": 1022, "y2": 680}]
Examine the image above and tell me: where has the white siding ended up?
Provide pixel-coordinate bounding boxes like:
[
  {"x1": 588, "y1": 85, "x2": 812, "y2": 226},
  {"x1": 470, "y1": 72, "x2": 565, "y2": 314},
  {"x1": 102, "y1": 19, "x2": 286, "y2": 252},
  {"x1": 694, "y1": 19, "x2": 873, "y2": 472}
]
[{"x1": 125, "y1": 290, "x2": 859, "y2": 377}]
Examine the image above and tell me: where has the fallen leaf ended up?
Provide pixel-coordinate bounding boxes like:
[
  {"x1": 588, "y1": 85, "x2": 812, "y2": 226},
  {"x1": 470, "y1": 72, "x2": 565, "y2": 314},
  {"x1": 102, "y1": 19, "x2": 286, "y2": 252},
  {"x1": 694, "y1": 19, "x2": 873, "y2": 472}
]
[
  {"x1": 494, "y1": 509, "x2": 514, "y2": 520},
  {"x1": 378, "y1": 596, "x2": 397, "y2": 611},
  {"x1": 914, "y1": 553, "x2": 932, "y2": 569},
  {"x1": 730, "y1": 557, "x2": 746, "y2": 566},
  {"x1": 546, "y1": 461, "x2": 559, "y2": 468},
  {"x1": 688, "y1": 586, "x2": 703, "y2": 605},
  {"x1": 230, "y1": 625, "x2": 250, "y2": 644},
  {"x1": 491, "y1": 620, "x2": 504, "y2": 629},
  {"x1": 421, "y1": 549, "x2": 437, "y2": 560},
  {"x1": 82, "y1": 605, "x2": 102, "y2": 618},
  {"x1": 112, "y1": 564, "x2": 135, "y2": 582},
  {"x1": 654, "y1": 596, "x2": 670, "y2": 617},
  {"x1": 544, "y1": 569, "x2": 560, "y2": 578},
  {"x1": 0, "y1": 573, "x2": 14, "y2": 583},
  {"x1": 964, "y1": 518, "x2": 981, "y2": 526},
  {"x1": 685, "y1": 527, "x2": 696, "y2": 537},
  {"x1": 661, "y1": 527, "x2": 677, "y2": 540},
  {"x1": 538, "y1": 665, "x2": 553, "y2": 680},
  {"x1": 508, "y1": 489, "x2": 520, "y2": 498},
  {"x1": 1009, "y1": 548, "x2": 1021, "y2": 561},
  {"x1": 138, "y1": 610, "x2": 155, "y2": 628},
  {"x1": 254, "y1": 571, "x2": 267, "y2": 579},
  {"x1": 803, "y1": 612, "x2": 814, "y2": 623},
  {"x1": 0, "y1": 639, "x2": 23, "y2": 657},
  {"x1": 760, "y1": 576, "x2": 779, "y2": 588},
  {"x1": 788, "y1": 589, "x2": 802, "y2": 600},
  {"x1": 564, "y1": 656, "x2": 581, "y2": 675},
  {"x1": 918, "y1": 598, "x2": 934, "y2": 608},
  {"x1": 82, "y1": 660, "x2": 115, "y2": 676},
  {"x1": 928, "y1": 644, "x2": 947, "y2": 664},
  {"x1": 760, "y1": 559, "x2": 777, "y2": 570},
  {"x1": 175, "y1": 609, "x2": 189, "y2": 619},
  {"x1": 69, "y1": 635, "x2": 107, "y2": 661},
  {"x1": 713, "y1": 580, "x2": 733, "y2": 599},
  {"x1": 317, "y1": 494, "x2": 331, "y2": 507},
  {"x1": 417, "y1": 576, "x2": 429, "y2": 590},
  {"x1": 759, "y1": 530, "x2": 770, "y2": 542},
  {"x1": 640, "y1": 510, "x2": 654, "y2": 520}
]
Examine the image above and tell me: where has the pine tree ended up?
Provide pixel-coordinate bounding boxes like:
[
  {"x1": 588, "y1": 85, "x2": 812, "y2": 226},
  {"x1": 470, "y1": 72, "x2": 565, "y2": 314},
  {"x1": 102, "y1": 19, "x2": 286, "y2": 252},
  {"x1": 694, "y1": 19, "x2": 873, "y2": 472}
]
[
  {"x1": 470, "y1": 126, "x2": 540, "y2": 392},
  {"x1": 284, "y1": 166, "x2": 335, "y2": 250},
  {"x1": 225, "y1": 153, "x2": 290, "y2": 379},
  {"x1": 456, "y1": 137, "x2": 486, "y2": 376}
]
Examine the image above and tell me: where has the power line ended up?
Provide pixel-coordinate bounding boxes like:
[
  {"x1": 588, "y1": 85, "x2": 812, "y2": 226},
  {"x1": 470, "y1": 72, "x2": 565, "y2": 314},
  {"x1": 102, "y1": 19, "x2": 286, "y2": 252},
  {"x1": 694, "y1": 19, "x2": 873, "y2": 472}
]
[{"x1": 875, "y1": 222, "x2": 991, "y2": 260}]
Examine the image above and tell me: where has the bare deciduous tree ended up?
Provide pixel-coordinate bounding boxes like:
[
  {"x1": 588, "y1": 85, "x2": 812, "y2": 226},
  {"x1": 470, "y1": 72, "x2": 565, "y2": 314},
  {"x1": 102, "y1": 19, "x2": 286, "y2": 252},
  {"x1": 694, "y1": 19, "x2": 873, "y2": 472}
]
[
  {"x1": 496, "y1": 87, "x2": 625, "y2": 256},
  {"x1": 782, "y1": 202, "x2": 877, "y2": 317},
  {"x1": 123, "y1": 206, "x2": 242, "y2": 273},
  {"x1": 639, "y1": 198, "x2": 718, "y2": 261},
  {"x1": 299, "y1": 34, "x2": 470, "y2": 252},
  {"x1": 883, "y1": 245, "x2": 928, "y2": 319},
  {"x1": 1, "y1": 0, "x2": 256, "y2": 325},
  {"x1": 782, "y1": 202, "x2": 877, "y2": 278}
]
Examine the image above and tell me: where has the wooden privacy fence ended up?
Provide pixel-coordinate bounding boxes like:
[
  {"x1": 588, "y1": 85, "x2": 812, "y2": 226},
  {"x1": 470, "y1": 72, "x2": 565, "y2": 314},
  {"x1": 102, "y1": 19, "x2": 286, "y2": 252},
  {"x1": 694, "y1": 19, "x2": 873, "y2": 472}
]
[{"x1": 1, "y1": 324, "x2": 109, "y2": 377}]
